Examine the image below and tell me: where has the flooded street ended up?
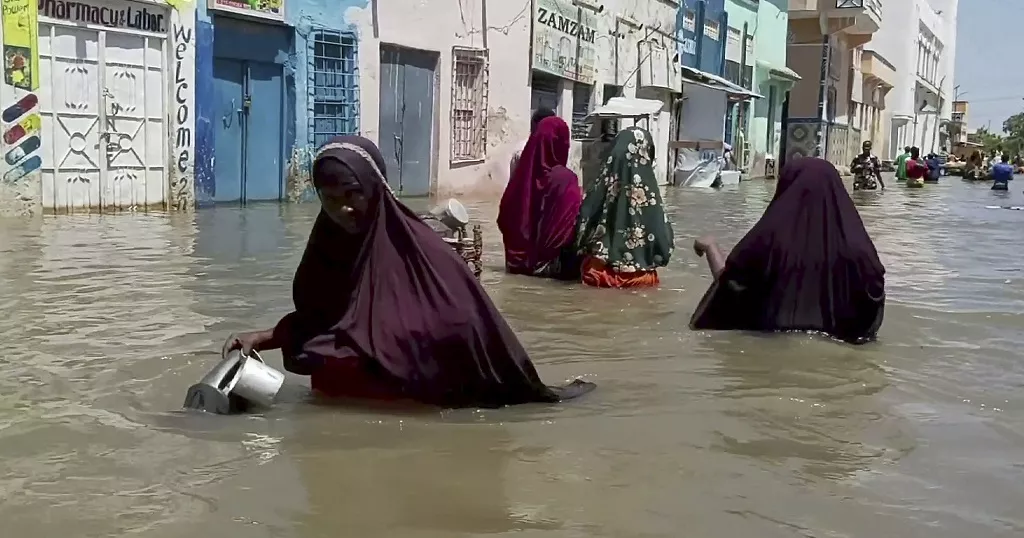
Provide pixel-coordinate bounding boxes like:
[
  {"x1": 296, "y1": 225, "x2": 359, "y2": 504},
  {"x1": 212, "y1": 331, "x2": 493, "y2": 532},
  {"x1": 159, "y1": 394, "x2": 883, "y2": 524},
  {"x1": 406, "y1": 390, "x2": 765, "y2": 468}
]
[{"x1": 2, "y1": 177, "x2": 1023, "y2": 538}]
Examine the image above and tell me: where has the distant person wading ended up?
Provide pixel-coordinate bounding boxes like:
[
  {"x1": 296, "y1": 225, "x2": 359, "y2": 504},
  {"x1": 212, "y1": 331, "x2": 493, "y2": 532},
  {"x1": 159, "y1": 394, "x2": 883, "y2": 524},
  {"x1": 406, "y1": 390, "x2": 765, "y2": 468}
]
[{"x1": 498, "y1": 116, "x2": 583, "y2": 280}]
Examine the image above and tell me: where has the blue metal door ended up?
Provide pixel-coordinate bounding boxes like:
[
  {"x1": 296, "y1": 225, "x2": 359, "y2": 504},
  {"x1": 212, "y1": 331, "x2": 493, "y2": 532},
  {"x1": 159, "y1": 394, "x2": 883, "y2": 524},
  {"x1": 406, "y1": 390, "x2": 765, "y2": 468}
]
[
  {"x1": 211, "y1": 59, "x2": 283, "y2": 203},
  {"x1": 243, "y1": 62, "x2": 284, "y2": 201},
  {"x1": 213, "y1": 58, "x2": 245, "y2": 203},
  {"x1": 379, "y1": 46, "x2": 436, "y2": 196}
]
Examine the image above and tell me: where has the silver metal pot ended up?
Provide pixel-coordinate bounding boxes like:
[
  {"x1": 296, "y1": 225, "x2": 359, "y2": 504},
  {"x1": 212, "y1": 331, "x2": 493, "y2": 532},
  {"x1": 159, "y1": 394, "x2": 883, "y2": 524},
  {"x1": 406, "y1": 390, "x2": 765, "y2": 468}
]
[{"x1": 183, "y1": 350, "x2": 286, "y2": 414}]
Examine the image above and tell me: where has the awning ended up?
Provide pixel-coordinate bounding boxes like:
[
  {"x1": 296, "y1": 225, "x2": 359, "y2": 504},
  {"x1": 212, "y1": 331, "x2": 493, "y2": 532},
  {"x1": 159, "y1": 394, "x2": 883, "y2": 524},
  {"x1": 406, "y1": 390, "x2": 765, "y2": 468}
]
[
  {"x1": 755, "y1": 60, "x2": 801, "y2": 83},
  {"x1": 585, "y1": 97, "x2": 665, "y2": 120},
  {"x1": 679, "y1": 65, "x2": 762, "y2": 100}
]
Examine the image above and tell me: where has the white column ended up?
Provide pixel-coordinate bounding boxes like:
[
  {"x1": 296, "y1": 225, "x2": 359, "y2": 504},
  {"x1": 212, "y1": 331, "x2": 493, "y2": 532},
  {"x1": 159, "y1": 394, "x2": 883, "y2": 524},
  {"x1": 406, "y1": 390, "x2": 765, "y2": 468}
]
[{"x1": 558, "y1": 80, "x2": 574, "y2": 125}]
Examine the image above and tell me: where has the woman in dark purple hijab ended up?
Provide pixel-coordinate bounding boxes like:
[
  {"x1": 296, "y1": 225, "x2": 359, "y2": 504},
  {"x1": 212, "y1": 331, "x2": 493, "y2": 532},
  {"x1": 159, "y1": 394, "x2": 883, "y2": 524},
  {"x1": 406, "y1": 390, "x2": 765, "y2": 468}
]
[
  {"x1": 690, "y1": 157, "x2": 885, "y2": 344},
  {"x1": 222, "y1": 136, "x2": 594, "y2": 408}
]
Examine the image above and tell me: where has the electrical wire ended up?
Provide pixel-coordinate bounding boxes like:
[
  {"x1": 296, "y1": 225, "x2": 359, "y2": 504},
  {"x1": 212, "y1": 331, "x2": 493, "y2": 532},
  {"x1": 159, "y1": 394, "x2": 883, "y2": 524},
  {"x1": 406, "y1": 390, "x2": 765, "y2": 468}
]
[
  {"x1": 962, "y1": 96, "x2": 1024, "y2": 104},
  {"x1": 454, "y1": 0, "x2": 532, "y2": 40}
]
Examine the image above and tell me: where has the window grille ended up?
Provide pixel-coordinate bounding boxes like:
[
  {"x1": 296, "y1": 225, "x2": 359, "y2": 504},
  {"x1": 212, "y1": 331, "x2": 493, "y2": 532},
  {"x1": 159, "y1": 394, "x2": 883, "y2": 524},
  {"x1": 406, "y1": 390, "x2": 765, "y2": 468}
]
[
  {"x1": 725, "y1": 60, "x2": 742, "y2": 86},
  {"x1": 451, "y1": 47, "x2": 489, "y2": 163},
  {"x1": 309, "y1": 29, "x2": 360, "y2": 149}
]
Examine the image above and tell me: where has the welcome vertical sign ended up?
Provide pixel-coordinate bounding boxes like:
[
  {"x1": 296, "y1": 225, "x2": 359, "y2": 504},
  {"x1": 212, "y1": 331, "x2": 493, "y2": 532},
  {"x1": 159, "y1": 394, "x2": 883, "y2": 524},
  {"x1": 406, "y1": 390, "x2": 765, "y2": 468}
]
[{"x1": 1, "y1": 0, "x2": 40, "y2": 91}]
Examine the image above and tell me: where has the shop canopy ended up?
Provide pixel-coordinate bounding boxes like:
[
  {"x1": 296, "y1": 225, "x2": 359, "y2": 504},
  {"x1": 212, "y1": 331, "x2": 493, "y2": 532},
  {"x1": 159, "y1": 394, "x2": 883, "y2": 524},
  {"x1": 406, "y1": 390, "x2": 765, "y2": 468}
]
[
  {"x1": 756, "y1": 60, "x2": 802, "y2": 83},
  {"x1": 678, "y1": 65, "x2": 762, "y2": 101},
  {"x1": 585, "y1": 97, "x2": 665, "y2": 120}
]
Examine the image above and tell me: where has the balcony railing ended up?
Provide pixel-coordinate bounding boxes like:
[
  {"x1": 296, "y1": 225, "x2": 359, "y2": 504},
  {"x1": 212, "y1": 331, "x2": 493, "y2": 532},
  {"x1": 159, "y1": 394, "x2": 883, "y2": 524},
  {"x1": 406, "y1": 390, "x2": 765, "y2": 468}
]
[{"x1": 837, "y1": 0, "x2": 882, "y2": 19}]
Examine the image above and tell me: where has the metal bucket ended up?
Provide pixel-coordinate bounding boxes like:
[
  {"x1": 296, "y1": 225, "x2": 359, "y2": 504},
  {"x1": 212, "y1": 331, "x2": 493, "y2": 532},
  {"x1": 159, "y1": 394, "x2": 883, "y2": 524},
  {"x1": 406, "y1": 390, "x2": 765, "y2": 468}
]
[{"x1": 183, "y1": 350, "x2": 285, "y2": 414}]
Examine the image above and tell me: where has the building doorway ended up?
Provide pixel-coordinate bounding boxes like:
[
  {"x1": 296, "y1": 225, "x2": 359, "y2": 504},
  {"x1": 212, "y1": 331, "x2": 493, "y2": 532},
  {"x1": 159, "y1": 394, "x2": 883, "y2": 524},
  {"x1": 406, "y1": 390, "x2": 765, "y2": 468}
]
[
  {"x1": 378, "y1": 45, "x2": 438, "y2": 197},
  {"x1": 211, "y1": 17, "x2": 289, "y2": 204},
  {"x1": 37, "y1": 20, "x2": 170, "y2": 211}
]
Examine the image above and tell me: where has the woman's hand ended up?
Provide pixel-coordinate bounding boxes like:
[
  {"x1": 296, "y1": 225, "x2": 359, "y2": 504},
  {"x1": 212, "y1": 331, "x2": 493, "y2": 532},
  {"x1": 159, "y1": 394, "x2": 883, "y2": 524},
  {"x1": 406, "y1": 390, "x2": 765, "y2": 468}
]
[
  {"x1": 221, "y1": 331, "x2": 268, "y2": 358},
  {"x1": 693, "y1": 235, "x2": 717, "y2": 257}
]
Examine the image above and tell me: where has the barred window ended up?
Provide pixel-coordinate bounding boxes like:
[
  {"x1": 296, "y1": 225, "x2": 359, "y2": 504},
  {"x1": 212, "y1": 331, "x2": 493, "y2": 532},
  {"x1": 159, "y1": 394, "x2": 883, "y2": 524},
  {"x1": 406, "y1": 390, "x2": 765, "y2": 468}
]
[
  {"x1": 309, "y1": 29, "x2": 359, "y2": 148},
  {"x1": 450, "y1": 47, "x2": 489, "y2": 163}
]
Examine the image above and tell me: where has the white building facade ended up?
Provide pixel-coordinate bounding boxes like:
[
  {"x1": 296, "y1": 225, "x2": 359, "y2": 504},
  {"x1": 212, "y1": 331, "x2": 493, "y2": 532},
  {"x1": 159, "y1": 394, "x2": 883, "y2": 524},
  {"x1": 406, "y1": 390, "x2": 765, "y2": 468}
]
[
  {"x1": 864, "y1": 0, "x2": 957, "y2": 160},
  {"x1": 0, "y1": 0, "x2": 196, "y2": 216},
  {"x1": 344, "y1": 0, "x2": 682, "y2": 198}
]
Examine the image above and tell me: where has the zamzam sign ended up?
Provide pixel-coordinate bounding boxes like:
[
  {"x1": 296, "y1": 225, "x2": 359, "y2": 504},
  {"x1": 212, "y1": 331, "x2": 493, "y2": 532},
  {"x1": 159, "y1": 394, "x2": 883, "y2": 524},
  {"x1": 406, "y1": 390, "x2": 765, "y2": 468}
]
[
  {"x1": 39, "y1": 0, "x2": 166, "y2": 33},
  {"x1": 536, "y1": 6, "x2": 596, "y2": 43}
]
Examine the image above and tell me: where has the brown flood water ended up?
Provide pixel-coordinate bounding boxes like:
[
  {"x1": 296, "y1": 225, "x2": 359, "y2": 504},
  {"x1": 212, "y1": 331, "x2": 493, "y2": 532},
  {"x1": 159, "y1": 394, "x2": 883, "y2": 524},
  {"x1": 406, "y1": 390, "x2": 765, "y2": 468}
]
[{"x1": 1, "y1": 177, "x2": 1023, "y2": 537}]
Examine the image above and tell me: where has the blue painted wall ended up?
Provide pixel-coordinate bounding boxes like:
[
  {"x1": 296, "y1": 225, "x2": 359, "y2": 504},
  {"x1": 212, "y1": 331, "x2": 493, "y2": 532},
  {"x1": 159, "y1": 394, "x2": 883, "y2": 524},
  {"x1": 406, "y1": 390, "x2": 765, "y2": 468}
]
[
  {"x1": 677, "y1": 0, "x2": 728, "y2": 76},
  {"x1": 193, "y1": 0, "x2": 367, "y2": 204},
  {"x1": 195, "y1": 18, "x2": 215, "y2": 204}
]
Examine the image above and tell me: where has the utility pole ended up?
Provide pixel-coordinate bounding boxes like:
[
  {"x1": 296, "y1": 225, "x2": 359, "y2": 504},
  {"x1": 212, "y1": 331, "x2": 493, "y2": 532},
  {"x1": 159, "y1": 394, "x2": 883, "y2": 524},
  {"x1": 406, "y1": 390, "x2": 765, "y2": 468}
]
[{"x1": 953, "y1": 85, "x2": 965, "y2": 101}]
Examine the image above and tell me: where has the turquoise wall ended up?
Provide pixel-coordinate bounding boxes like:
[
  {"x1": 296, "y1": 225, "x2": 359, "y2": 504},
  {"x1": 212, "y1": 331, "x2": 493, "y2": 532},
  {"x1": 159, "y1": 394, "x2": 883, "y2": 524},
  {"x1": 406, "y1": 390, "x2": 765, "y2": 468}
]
[
  {"x1": 724, "y1": 0, "x2": 757, "y2": 152},
  {"x1": 749, "y1": 0, "x2": 792, "y2": 168}
]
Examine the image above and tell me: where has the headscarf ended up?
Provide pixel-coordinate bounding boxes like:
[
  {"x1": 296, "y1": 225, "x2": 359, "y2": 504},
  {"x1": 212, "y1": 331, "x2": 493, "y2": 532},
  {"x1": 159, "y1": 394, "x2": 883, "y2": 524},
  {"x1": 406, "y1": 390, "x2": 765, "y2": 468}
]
[
  {"x1": 689, "y1": 157, "x2": 886, "y2": 344},
  {"x1": 531, "y1": 107, "x2": 557, "y2": 134},
  {"x1": 274, "y1": 135, "x2": 594, "y2": 407},
  {"x1": 574, "y1": 127, "x2": 673, "y2": 273},
  {"x1": 498, "y1": 116, "x2": 580, "y2": 274}
]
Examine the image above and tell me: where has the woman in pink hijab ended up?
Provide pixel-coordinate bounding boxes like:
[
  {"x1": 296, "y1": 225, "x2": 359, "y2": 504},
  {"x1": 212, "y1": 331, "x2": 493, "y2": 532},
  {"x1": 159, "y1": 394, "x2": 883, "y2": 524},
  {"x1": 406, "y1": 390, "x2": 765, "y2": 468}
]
[{"x1": 498, "y1": 116, "x2": 583, "y2": 280}]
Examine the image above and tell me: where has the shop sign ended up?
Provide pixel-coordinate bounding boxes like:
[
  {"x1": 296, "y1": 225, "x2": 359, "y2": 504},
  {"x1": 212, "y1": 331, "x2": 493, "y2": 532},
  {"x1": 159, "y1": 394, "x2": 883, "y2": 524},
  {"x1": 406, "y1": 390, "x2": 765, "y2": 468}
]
[
  {"x1": 532, "y1": 0, "x2": 597, "y2": 84},
  {"x1": 39, "y1": 0, "x2": 167, "y2": 33},
  {"x1": 209, "y1": 0, "x2": 284, "y2": 22},
  {"x1": 681, "y1": 37, "x2": 696, "y2": 56},
  {"x1": 2, "y1": 0, "x2": 40, "y2": 90}
]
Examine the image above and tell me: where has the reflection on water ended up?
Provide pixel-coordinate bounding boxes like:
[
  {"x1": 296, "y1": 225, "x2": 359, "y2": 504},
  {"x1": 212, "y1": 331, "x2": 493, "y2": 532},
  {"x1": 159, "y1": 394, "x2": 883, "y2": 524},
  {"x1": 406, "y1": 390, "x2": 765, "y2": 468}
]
[{"x1": 1, "y1": 178, "x2": 1023, "y2": 537}]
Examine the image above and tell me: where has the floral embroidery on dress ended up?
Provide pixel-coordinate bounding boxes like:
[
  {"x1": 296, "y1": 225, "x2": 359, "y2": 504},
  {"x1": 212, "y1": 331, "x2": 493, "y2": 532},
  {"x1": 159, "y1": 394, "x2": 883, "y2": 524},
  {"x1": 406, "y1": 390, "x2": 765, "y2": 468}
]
[{"x1": 573, "y1": 127, "x2": 674, "y2": 273}]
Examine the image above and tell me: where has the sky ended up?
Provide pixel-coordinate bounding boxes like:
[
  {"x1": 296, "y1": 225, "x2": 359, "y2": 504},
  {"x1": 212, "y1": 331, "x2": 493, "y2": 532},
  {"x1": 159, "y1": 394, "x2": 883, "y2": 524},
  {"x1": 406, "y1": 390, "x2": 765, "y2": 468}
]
[{"x1": 954, "y1": 0, "x2": 1024, "y2": 131}]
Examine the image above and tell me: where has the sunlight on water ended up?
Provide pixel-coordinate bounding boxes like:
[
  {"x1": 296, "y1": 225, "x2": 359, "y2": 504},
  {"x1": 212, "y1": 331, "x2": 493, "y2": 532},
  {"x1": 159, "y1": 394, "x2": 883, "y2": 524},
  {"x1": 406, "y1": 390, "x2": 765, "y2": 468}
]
[{"x1": 0, "y1": 178, "x2": 1022, "y2": 537}]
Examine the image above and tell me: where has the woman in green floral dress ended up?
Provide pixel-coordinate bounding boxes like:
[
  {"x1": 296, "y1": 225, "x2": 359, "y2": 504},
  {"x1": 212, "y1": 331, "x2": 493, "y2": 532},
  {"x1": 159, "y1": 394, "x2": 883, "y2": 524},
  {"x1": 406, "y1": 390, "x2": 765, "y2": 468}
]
[{"x1": 574, "y1": 127, "x2": 674, "y2": 288}]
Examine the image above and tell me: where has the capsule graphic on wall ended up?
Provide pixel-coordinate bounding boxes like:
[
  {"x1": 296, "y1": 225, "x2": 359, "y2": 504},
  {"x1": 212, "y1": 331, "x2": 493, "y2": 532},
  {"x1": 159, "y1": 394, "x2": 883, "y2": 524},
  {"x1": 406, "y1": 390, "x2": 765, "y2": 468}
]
[
  {"x1": 3, "y1": 112, "x2": 40, "y2": 145},
  {"x1": 4, "y1": 134, "x2": 40, "y2": 165}
]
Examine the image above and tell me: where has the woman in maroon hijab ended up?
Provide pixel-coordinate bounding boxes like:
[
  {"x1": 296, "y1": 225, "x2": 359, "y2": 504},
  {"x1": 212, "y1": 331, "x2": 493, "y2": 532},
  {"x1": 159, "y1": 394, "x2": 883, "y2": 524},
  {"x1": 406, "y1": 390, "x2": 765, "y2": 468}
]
[
  {"x1": 222, "y1": 136, "x2": 594, "y2": 408},
  {"x1": 690, "y1": 158, "x2": 885, "y2": 344},
  {"x1": 498, "y1": 116, "x2": 583, "y2": 280}
]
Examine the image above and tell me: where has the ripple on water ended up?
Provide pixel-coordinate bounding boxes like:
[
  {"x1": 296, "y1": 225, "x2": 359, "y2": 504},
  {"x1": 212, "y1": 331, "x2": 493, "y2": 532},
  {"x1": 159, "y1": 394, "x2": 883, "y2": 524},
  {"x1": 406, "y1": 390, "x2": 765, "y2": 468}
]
[{"x1": 0, "y1": 181, "x2": 1022, "y2": 536}]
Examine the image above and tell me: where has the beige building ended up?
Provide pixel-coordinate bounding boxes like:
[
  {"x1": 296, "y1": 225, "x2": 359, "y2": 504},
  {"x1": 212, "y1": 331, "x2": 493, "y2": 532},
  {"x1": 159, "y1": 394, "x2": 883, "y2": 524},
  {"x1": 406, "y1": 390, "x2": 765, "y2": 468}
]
[
  {"x1": 783, "y1": 0, "x2": 882, "y2": 171},
  {"x1": 344, "y1": 0, "x2": 682, "y2": 199},
  {"x1": 950, "y1": 100, "x2": 968, "y2": 144},
  {"x1": 856, "y1": 49, "x2": 897, "y2": 159}
]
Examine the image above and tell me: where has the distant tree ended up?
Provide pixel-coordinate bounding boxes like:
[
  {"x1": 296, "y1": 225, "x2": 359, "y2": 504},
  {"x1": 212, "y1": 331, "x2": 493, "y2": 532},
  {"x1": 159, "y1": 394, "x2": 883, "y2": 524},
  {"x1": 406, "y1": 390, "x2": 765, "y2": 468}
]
[
  {"x1": 973, "y1": 126, "x2": 1005, "y2": 155},
  {"x1": 1001, "y1": 112, "x2": 1024, "y2": 156}
]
